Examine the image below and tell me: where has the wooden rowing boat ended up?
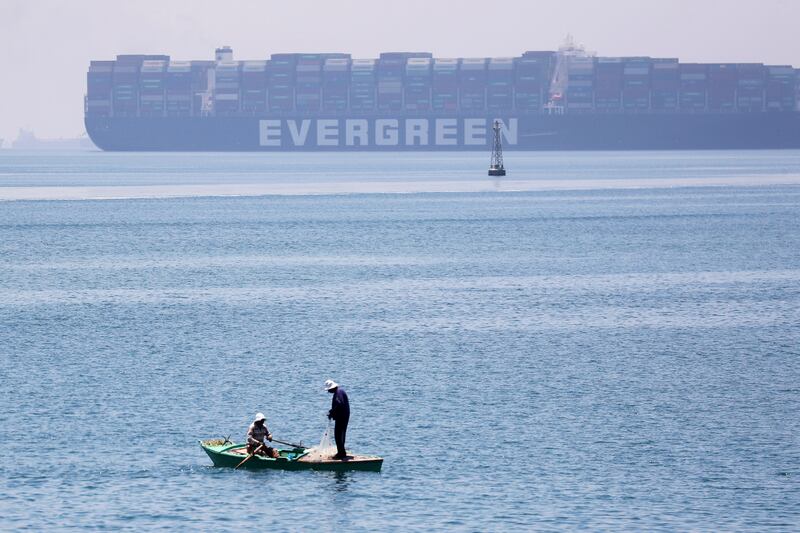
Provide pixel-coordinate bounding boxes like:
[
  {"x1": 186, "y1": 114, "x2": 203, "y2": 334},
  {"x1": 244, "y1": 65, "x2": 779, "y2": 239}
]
[{"x1": 199, "y1": 439, "x2": 383, "y2": 472}]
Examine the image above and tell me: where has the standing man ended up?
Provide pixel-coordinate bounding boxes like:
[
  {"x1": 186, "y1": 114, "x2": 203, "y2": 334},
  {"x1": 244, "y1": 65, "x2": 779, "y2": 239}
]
[{"x1": 325, "y1": 379, "x2": 350, "y2": 460}]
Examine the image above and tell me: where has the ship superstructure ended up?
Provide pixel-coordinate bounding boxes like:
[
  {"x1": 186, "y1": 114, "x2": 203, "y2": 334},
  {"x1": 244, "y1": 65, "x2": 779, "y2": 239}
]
[{"x1": 85, "y1": 42, "x2": 800, "y2": 151}]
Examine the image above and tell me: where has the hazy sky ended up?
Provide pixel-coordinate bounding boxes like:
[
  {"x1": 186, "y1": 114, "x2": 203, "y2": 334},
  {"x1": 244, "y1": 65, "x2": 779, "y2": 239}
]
[{"x1": 1, "y1": 0, "x2": 799, "y2": 141}]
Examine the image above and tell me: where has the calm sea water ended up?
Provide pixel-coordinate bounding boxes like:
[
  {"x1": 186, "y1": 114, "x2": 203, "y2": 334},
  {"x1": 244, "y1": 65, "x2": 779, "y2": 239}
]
[{"x1": 1, "y1": 150, "x2": 799, "y2": 530}]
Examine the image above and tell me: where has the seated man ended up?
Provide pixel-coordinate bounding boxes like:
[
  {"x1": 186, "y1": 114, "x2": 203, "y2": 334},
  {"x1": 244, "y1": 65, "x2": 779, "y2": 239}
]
[{"x1": 246, "y1": 412, "x2": 279, "y2": 458}]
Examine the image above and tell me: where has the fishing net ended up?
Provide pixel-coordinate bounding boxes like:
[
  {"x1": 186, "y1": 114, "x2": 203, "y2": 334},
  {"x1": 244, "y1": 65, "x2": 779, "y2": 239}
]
[{"x1": 306, "y1": 420, "x2": 336, "y2": 460}]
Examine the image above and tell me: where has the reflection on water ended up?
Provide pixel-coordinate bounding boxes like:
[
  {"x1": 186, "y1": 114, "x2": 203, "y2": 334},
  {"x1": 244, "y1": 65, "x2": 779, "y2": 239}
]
[{"x1": 332, "y1": 471, "x2": 351, "y2": 493}]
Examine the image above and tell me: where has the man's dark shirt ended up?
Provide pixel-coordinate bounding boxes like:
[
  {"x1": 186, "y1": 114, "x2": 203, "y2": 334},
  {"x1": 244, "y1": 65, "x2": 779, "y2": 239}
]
[{"x1": 330, "y1": 388, "x2": 350, "y2": 421}]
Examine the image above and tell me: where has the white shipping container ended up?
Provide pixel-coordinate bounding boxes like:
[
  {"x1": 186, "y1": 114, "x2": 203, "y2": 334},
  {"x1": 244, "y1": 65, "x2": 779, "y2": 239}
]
[
  {"x1": 461, "y1": 59, "x2": 487, "y2": 70},
  {"x1": 243, "y1": 61, "x2": 267, "y2": 72},
  {"x1": 434, "y1": 59, "x2": 458, "y2": 70},
  {"x1": 140, "y1": 63, "x2": 164, "y2": 73},
  {"x1": 167, "y1": 61, "x2": 191, "y2": 73},
  {"x1": 488, "y1": 58, "x2": 514, "y2": 70},
  {"x1": 407, "y1": 58, "x2": 432, "y2": 67},
  {"x1": 324, "y1": 59, "x2": 350, "y2": 71}
]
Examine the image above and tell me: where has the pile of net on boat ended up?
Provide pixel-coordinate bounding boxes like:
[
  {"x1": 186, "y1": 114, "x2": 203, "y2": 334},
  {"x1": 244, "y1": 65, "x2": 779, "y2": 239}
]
[{"x1": 303, "y1": 421, "x2": 337, "y2": 460}]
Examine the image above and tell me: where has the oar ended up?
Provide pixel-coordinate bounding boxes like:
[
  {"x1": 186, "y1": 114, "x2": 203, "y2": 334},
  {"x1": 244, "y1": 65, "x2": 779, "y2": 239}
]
[
  {"x1": 272, "y1": 438, "x2": 306, "y2": 449},
  {"x1": 234, "y1": 444, "x2": 264, "y2": 470}
]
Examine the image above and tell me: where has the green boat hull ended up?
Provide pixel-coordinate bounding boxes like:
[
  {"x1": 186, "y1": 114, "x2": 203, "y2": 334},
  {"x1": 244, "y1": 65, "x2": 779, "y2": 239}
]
[{"x1": 199, "y1": 439, "x2": 383, "y2": 472}]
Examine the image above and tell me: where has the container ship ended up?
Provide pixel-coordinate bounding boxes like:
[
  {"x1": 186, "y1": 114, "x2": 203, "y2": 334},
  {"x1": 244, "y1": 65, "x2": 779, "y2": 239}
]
[{"x1": 85, "y1": 40, "x2": 800, "y2": 151}]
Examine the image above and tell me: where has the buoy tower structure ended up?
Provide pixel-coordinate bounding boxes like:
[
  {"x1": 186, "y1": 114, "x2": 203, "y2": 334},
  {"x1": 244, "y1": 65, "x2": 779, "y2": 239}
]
[{"x1": 488, "y1": 120, "x2": 506, "y2": 176}]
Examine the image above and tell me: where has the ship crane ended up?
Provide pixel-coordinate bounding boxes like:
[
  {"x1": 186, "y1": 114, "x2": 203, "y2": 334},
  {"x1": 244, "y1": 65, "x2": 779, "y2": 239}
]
[
  {"x1": 546, "y1": 35, "x2": 594, "y2": 115},
  {"x1": 488, "y1": 120, "x2": 506, "y2": 176}
]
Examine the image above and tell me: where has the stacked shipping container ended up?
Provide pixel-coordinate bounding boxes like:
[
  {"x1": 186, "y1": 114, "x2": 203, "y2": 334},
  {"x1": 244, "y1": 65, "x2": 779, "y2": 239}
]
[
  {"x1": 459, "y1": 58, "x2": 487, "y2": 111},
  {"x1": 651, "y1": 59, "x2": 679, "y2": 111},
  {"x1": 566, "y1": 56, "x2": 594, "y2": 111},
  {"x1": 405, "y1": 58, "x2": 432, "y2": 111},
  {"x1": 623, "y1": 57, "x2": 651, "y2": 111},
  {"x1": 432, "y1": 59, "x2": 459, "y2": 112},
  {"x1": 89, "y1": 48, "x2": 800, "y2": 118},
  {"x1": 377, "y1": 53, "x2": 404, "y2": 111},
  {"x1": 139, "y1": 60, "x2": 166, "y2": 116},
  {"x1": 595, "y1": 58, "x2": 623, "y2": 111},
  {"x1": 737, "y1": 64, "x2": 766, "y2": 112},
  {"x1": 515, "y1": 52, "x2": 553, "y2": 113},
  {"x1": 268, "y1": 54, "x2": 296, "y2": 112},
  {"x1": 112, "y1": 56, "x2": 143, "y2": 117},
  {"x1": 708, "y1": 64, "x2": 737, "y2": 111},
  {"x1": 487, "y1": 58, "x2": 514, "y2": 111},
  {"x1": 323, "y1": 58, "x2": 350, "y2": 112},
  {"x1": 214, "y1": 61, "x2": 241, "y2": 115},
  {"x1": 86, "y1": 61, "x2": 114, "y2": 117},
  {"x1": 296, "y1": 55, "x2": 323, "y2": 113},
  {"x1": 796, "y1": 69, "x2": 800, "y2": 111},
  {"x1": 165, "y1": 61, "x2": 192, "y2": 117},
  {"x1": 766, "y1": 66, "x2": 796, "y2": 112},
  {"x1": 350, "y1": 59, "x2": 376, "y2": 111},
  {"x1": 679, "y1": 63, "x2": 708, "y2": 111},
  {"x1": 377, "y1": 53, "x2": 429, "y2": 111},
  {"x1": 110, "y1": 55, "x2": 168, "y2": 117},
  {"x1": 241, "y1": 61, "x2": 268, "y2": 114}
]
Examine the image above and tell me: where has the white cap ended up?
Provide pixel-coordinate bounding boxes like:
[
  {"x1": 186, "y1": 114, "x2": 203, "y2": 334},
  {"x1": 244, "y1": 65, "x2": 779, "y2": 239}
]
[
  {"x1": 254, "y1": 412, "x2": 266, "y2": 422},
  {"x1": 324, "y1": 379, "x2": 338, "y2": 391}
]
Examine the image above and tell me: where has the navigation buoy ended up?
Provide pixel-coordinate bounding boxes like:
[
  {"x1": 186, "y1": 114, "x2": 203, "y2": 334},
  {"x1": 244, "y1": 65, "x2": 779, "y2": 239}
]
[{"x1": 488, "y1": 120, "x2": 506, "y2": 176}]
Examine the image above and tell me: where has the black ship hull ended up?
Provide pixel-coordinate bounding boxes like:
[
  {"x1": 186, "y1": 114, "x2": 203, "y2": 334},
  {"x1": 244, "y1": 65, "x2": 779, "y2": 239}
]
[{"x1": 85, "y1": 112, "x2": 800, "y2": 151}]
